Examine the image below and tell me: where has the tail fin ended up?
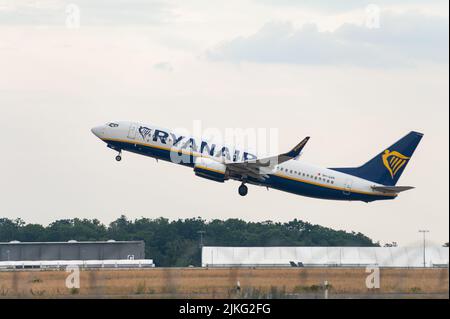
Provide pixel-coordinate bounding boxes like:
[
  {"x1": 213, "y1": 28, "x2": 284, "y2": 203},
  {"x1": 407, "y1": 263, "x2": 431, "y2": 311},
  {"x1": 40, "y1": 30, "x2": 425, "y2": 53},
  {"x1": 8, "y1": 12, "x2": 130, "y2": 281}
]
[{"x1": 330, "y1": 131, "x2": 423, "y2": 186}]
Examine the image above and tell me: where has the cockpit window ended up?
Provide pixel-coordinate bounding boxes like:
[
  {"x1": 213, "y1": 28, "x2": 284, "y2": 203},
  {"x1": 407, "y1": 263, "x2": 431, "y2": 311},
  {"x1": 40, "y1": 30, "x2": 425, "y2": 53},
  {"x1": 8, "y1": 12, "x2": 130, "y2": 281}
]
[{"x1": 108, "y1": 123, "x2": 119, "y2": 128}]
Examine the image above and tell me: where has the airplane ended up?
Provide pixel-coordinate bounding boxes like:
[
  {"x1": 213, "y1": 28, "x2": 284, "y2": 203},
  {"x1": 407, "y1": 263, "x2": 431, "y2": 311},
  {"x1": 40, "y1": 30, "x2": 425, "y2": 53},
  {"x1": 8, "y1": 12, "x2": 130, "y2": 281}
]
[{"x1": 91, "y1": 122, "x2": 423, "y2": 202}]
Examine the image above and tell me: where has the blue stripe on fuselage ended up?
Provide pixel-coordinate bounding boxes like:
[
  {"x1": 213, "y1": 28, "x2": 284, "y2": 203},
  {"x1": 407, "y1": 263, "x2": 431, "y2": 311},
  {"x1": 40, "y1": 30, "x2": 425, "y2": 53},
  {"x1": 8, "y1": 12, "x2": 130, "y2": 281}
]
[
  {"x1": 257, "y1": 175, "x2": 392, "y2": 202},
  {"x1": 105, "y1": 139, "x2": 395, "y2": 202}
]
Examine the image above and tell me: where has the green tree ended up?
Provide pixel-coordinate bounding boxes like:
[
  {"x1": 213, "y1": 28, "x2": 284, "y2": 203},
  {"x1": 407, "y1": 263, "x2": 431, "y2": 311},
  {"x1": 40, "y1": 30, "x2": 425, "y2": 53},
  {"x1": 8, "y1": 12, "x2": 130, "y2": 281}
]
[{"x1": 0, "y1": 216, "x2": 378, "y2": 266}]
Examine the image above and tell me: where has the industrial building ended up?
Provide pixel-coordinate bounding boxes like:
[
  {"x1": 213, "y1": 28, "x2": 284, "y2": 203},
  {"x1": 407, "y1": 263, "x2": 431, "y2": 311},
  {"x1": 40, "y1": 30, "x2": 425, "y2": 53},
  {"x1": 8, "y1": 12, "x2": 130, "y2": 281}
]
[
  {"x1": 0, "y1": 241, "x2": 154, "y2": 269},
  {"x1": 202, "y1": 246, "x2": 449, "y2": 268}
]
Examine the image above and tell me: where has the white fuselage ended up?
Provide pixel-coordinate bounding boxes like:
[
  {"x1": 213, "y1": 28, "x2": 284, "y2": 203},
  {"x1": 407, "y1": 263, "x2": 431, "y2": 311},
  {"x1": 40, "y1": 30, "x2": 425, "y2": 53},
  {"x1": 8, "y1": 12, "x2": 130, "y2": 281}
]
[{"x1": 91, "y1": 121, "x2": 397, "y2": 202}]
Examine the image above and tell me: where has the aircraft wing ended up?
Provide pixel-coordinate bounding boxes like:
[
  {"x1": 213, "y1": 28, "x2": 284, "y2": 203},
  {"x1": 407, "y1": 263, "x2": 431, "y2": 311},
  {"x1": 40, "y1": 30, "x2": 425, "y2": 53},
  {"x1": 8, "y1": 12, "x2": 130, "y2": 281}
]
[{"x1": 225, "y1": 137, "x2": 310, "y2": 181}]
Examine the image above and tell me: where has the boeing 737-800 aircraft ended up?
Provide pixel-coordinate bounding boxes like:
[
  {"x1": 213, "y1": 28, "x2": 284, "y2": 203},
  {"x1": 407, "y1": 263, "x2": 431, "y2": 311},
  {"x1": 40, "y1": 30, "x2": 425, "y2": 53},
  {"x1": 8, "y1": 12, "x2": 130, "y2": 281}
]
[{"x1": 91, "y1": 122, "x2": 423, "y2": 202}]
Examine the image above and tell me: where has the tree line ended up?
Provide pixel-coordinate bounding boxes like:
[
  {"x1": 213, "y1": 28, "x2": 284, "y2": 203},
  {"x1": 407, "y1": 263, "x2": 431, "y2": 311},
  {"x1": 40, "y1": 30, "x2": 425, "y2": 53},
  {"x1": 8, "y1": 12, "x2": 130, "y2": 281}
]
[{"x1": 0, "y1": 216, "x2": 377, "y2": 266}]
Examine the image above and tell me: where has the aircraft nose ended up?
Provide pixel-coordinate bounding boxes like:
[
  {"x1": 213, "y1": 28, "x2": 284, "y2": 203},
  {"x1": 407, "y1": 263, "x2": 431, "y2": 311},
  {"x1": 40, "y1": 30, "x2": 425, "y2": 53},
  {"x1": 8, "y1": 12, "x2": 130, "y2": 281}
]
[{"x1": 91, "y1": 125, "x2": 104, "y2": 138}]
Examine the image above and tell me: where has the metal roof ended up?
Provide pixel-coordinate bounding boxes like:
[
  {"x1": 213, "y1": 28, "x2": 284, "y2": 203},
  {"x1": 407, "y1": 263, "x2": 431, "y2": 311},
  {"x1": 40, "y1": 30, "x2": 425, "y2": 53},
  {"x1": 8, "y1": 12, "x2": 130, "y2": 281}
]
[
  {"x1": 0, "y1": 241, "x2": 144, "y2": 245},
  {"x1": 202, "y1": 246, "x2": 449, "y2": 268}
]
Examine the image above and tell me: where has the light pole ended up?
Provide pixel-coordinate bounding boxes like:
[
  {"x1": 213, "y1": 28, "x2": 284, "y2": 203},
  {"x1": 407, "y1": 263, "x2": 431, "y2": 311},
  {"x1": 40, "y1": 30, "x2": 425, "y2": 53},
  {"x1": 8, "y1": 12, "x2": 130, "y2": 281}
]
[
  {"x1": 197, "y1": 230, "x2": 206, "y2": 249},
  {"x1": 418, "y1": 230, "x2": 430, "y2": 268}
]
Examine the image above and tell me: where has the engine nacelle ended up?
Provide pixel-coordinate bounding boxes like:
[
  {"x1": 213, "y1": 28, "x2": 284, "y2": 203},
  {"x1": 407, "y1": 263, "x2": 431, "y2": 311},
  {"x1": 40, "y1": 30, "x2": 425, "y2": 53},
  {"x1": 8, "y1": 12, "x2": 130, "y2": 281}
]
[{"x1": 194, "y1": 157, "x2": 228, "y2": 183}]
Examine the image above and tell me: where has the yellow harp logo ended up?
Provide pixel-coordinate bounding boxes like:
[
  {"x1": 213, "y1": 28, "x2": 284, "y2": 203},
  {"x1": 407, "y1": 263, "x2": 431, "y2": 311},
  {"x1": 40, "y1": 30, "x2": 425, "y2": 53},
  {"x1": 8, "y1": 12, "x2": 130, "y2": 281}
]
[{"x1": 382, "y1": 150, "x2": 410, "y2": 179}]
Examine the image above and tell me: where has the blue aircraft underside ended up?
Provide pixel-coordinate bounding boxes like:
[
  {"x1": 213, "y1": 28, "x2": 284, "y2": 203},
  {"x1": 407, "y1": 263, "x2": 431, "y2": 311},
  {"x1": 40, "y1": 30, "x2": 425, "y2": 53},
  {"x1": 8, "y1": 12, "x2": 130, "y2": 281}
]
[{"x1": 106, "y1": 140, "x2": 394, "y2": 202}]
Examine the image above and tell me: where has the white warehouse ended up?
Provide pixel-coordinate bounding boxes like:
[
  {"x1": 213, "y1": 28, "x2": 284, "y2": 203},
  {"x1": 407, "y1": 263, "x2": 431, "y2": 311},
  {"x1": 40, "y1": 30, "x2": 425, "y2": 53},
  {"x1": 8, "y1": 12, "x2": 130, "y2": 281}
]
[{"x1": 202, "y1": 246, "x2": 449, "y2": 268}]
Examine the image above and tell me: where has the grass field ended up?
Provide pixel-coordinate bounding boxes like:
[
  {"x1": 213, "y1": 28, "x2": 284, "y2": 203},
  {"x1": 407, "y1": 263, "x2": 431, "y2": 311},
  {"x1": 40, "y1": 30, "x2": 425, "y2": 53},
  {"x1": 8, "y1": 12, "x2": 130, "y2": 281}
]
[{"x1": 0, "y1": 267, "x2": 448, "y2": 299}]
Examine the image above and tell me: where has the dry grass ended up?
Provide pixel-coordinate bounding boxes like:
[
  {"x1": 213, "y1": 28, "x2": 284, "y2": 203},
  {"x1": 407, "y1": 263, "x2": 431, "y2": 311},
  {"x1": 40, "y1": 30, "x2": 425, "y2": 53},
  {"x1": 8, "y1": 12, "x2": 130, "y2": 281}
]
[{"x1": 0, "y1": 267, "x2": 447, "y2": 298}]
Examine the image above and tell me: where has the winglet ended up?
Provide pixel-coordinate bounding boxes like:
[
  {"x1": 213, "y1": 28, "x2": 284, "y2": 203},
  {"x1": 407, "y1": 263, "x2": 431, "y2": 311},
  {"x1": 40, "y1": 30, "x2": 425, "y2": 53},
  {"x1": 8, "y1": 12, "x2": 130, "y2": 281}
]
[{"x1": 285, "y1": 137, "x2": 310, "y2": 158}]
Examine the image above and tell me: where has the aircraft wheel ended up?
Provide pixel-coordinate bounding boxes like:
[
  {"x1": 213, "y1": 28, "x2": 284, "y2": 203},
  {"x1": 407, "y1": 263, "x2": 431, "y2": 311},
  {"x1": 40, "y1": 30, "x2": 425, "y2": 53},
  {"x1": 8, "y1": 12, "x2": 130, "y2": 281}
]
[
  {"x1": 238, "y1": 184, "x2": 248, "y2": 196},
  {"x1": 115, "y1": 155, "x2": 122, "y2": 162}
]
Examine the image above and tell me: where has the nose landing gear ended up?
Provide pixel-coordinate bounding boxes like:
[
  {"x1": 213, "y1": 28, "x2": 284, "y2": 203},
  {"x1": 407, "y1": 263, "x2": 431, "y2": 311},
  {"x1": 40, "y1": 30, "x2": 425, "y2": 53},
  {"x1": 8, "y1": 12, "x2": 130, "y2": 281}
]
[
  {"x1": 238, "y1": 184, "x2": 248, "y2": 197},
  {"x1": 115, "y1": 151, "x2": 122, "y2": 162}
]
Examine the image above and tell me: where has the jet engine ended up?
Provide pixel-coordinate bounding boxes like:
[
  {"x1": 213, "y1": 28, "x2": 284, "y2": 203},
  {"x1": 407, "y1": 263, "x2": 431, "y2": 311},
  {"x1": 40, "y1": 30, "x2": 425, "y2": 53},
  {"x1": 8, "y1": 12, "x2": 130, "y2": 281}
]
[{"x1": 194, "y1": 157, "x2": 228, "y2": 183}]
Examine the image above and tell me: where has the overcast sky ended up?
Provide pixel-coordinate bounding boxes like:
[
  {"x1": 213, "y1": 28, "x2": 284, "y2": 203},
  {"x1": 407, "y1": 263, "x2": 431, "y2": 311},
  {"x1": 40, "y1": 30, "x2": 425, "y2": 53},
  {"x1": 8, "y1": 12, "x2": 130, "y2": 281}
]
[{"x1": 0, "y1": 0, "x2": 448, "y2": 246}]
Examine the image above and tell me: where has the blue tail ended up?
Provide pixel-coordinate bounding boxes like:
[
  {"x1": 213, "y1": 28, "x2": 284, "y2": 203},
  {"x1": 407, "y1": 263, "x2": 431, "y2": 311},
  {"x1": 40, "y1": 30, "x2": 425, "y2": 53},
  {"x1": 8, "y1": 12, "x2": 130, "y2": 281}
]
[{"x1": 330, "y1": 131, "x2": 423, "y2": 186}]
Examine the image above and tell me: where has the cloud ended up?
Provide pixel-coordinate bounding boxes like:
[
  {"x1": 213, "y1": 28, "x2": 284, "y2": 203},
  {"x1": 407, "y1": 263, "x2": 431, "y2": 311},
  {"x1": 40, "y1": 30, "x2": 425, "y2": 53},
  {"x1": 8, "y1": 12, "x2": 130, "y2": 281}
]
[
  {"x1": 153, "y1": 61, "x2": 173, "y2": 72},
  {"x1": 255, "y1": 0, "x2": 448, "y2": 12},
  {"x1": 207, "y1": 12, "x2": 449, "y2": 68},
  {"x1": 0, "y1": 0, "x2": 173, "y2": 26}
]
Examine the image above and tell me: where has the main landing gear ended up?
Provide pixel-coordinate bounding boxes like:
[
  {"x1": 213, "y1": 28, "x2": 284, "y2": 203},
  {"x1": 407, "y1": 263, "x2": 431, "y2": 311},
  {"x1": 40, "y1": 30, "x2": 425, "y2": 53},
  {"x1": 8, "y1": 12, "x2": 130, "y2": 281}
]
[
  {"x1": 115, "y1": 151, "x2": 122, "y2": 162},
  {"x1": 238, "y1": 184, "x2": 248, "y2": 197}
]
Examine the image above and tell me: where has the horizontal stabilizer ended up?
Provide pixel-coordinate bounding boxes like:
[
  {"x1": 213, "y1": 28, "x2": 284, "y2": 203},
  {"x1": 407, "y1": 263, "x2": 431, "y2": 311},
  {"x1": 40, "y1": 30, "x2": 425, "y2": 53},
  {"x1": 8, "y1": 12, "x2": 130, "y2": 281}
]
[{"x1": 371, "y1": 186, "x2": 415, "y2": 193}]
